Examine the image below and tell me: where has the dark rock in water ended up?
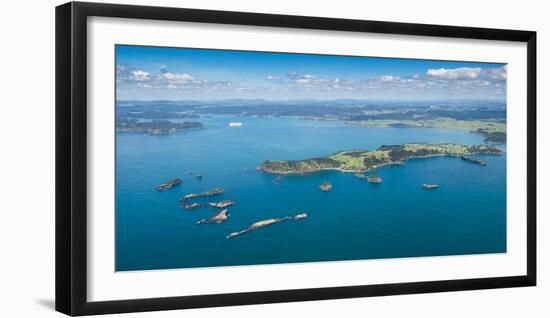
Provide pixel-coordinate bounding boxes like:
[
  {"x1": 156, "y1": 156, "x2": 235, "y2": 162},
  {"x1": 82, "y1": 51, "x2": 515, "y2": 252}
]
[
  {"x1": 155, "y1": 178, "x2": 182, "y2": 191},
  {"x1": 293, "y1": 213, "x2": 308, "y2": 220},
  {"x1": 319, "y1": 181, "x2": 332, "y2": 192},
  {"x1": 367, "y1": 175, "x2": 382, "y2": 183},
  {"x1": 196, "y1": 209, "x2": 229, "y2": 224},
  {"x1": 461, "y1": 156, "x2": 487, "y2": 166},
  {"x1": 422, "y1": 184, "x2": 439, "y2": 190},
  {"x1": 180, "y1": 188, "x2": 224, "y2": 201},
  {"x1": 227, "y1": 213, "x2": 307, "y2": 239},
  {"x1": 354, "y1": 172, "x2": 368, "y2": 179},
  {"x1": 183, "y1": 203, "x2": 202, "y2": 210}
]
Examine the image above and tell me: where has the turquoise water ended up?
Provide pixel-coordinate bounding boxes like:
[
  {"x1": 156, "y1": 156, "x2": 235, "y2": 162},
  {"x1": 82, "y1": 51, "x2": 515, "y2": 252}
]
[{"x1": 115, "y1": 115, "x2": 506, "y2": 271}]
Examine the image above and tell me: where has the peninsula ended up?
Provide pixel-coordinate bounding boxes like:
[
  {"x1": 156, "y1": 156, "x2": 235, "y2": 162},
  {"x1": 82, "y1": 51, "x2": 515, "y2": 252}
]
[
  {"x1": 461, "y1": 156, "x2": 487, "y2": 166},
  {"x1": 352, "y1": 119, "x2": 506, "y2": 144},
  {"x1": 257, "y1": 143, "x2": 502, "y2": 175},
  {"x1": 116, "y1": 118, "x2": 203, "y2": 135}
]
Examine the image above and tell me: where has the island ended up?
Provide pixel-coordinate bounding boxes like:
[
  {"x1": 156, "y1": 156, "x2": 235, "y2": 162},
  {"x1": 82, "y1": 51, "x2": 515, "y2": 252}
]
[
  {"x1": 367, "y1": 175, "x2": 383, "y2": 183},
  {"x1": 116, "y1": 118, "x2": 203, "y2": 135},
  {"x1": 196, "y1": 209, "x2": 229, "y2": 224},
  {"x1": 180, "y1": 188, "x2": 224, "y2": 201},
  {"x1": 257, "y1": 143, "x2": 502, "y2": 175},
  {"x1": 422, "y1": 184, "x2": 439, "y2": 189},
  {"x1": 319, "y1": 181, "x2": 333, "y2": 192},
  {"x1": 183, "y1": 203, "x2": 202, "y2": 210},
  {"x1": 227, "y1": 213, "x2": 307, "y2": 239},
  {"x1": 155, "y1": 178, "x2": 182, "y2": 191},
  {"x1": 208, "y1": 200, "x2": 235, "y2": 208}
]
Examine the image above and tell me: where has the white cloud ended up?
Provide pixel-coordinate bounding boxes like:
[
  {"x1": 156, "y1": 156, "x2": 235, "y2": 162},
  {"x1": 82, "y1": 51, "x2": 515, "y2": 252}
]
[
  {"x1": 485, "y1": 65, "x2": 507, "y2": 80},
  {"x1": 117, "y1": 66, "x2": 245, "y2": 93},
  {"x1": 268, "y1": 67, "x2": 506, "y2": 98},
  {"x1": 289, "y1": 74, "x2": 324, "y2": 87},
  {"x1": 379, "y1": 75, "x2": 400, "y2": 82},
  {"x1": 129, "y1": 70, "x2": 150, "y2": 82},
  {"x1": 116, "y1": 65, "x2": 126, "y2": 75},
  {"x1": 117, "y1": 64, "x2": 507, "y2": 99},
  {"x1": 159, "y1": 72, "x2": 195, "y2": 84},
  {"x1": 295, "y1": 78, "x2": 312, "y2": 85},
  {"x1": 427, "y1": 67, "x2": 482, "y2": 79},
  {"x1": 424, "y1": 65, "x2": 507, "y2": 83}
]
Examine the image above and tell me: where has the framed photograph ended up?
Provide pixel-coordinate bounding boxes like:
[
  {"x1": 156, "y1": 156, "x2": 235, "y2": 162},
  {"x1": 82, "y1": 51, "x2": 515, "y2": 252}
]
[{"x1": 55, "y1": 1, "x2": 536, "y2": 316}]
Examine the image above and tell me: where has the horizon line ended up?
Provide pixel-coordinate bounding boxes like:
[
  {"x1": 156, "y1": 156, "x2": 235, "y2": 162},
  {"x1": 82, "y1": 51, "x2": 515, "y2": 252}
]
[{"x1": 116, "y1": 97, "x2": 506, "y2": 103}]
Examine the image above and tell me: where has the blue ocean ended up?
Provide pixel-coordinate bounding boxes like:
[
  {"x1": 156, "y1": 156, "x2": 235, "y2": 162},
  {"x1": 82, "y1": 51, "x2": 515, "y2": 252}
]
[{"x1": 115, "y1": 115, "x2": 506, "y2": 271}]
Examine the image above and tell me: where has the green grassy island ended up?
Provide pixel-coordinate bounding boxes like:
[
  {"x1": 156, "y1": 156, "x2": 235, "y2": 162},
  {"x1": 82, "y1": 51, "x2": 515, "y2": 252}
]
[
  {"x1": 257, "y1": 143, "x2": 502, "y2": 175},
  {"x1": 350, "y1": 119, "x2": 506, "y2": 144}
]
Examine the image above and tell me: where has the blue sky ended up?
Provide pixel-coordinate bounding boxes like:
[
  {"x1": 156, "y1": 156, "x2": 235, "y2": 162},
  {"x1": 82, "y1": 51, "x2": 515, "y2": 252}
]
[{"x1": 116, "y1": 45, "x2": 506, "y2": 101}]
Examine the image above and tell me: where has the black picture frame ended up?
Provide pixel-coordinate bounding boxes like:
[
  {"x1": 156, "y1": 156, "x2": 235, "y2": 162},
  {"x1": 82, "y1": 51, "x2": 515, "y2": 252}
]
[{"x1": 55, "y1": 1, "x2": 537, "y2": 316}]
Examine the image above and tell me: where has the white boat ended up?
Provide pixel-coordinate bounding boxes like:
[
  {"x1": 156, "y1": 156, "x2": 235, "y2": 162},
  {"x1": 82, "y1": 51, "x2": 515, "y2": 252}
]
[{"x1": 228, "y1": 122, "x2": 243, "y2": 127}]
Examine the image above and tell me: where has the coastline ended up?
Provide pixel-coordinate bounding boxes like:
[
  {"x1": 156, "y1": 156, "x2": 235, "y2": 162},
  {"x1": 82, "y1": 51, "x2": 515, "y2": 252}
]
[
  {"x1": 257, "y1": 153, "x2": 495, "y2": 175},
  {"x1": 257, "y1": 143, "x2": 502, "y2": 175}
]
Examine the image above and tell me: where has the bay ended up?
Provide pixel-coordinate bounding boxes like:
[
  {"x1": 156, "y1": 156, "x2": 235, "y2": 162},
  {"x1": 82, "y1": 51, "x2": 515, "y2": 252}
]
[{"x1": 115, "y1": 115, "x2": 506, "y2": 271}]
